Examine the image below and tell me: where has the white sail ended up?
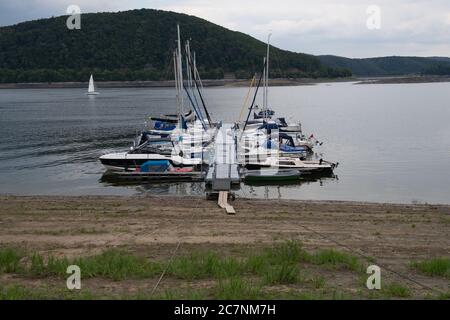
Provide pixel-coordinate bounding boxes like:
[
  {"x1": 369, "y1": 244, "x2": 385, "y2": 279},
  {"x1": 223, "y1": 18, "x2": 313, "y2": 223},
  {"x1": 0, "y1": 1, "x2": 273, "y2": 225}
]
[
  {"x1": 87, "y1": 74, "x2": 99, "y2": 95},
  {"x1": 88, "y1": 75, "x2": 95, "y2": 93}
]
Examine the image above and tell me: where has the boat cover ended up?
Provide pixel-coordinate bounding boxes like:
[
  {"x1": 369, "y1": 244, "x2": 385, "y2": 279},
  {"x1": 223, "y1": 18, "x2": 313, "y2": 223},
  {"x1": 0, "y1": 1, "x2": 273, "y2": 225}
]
[{"x1": 140, "y1": 160, "x2": 170, "y2": 173}]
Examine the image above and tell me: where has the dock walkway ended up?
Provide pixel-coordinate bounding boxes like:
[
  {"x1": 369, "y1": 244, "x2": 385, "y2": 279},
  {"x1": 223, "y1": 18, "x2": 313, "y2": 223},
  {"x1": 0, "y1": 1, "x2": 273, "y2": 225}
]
[{"x1": 206, "y1": 123, "x2": 240, "y2": 191}]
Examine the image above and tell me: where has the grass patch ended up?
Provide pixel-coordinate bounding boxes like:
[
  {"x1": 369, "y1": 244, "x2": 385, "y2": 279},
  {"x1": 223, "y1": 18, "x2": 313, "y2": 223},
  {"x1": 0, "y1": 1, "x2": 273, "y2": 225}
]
[
  {"x1": 383, "y1": 282, "x2": 411, "y2": 298},
  {"x1": 29, "y1": 249, "x2": 162, "y2": 280},
  {"x1": 168, "y1": 251, "x2": 244, "y2": 280},
  {"x1": 311, "y1": 275, "x2": 326, "y2": 289},
  {"x1": 0, "y1": 285, "x2": 33, "y2": 300},
  {"x1": 411, "y1": 257, "x2": 450, "y2": 278},
  {"x1": 436, "y1": 291, "x2": 450, "y2": 300},
  {"x1": 0, "y1": 248, "x2": 23, "y2": 273},
  {"x1": 263, "y1": 264, "x2": 301, "y2": 285},
  {"x1": 264, "y1": 241, "x2": 306, "y2": 265},
  {"x1": 213, "y1": 278, "x2": 262, "y2": 300},
  {"x1": 246, "y1": 241, "x2": 309, "y2": 276},
  {"x1": 0, "y1": 242, "x2": 379, "y2": 300},
  {"x1": 311, "y1": 249, "x2": 362, "y2": 272},
  {"x1": 168, "y1": 241, "x2": 307, "y2": 281}
]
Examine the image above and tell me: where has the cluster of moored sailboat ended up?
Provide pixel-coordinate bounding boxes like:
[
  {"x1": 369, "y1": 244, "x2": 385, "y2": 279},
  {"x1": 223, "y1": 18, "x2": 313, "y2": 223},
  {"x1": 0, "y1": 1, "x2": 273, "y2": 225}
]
[{"x1": 99, "y1": 26, "x2": 337, "y2": 185}]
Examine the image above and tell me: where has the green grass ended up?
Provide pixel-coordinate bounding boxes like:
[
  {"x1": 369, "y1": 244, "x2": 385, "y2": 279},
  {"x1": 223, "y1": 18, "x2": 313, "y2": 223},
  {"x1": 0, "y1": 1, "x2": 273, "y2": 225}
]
[
  {"x1": 0, "y1": 248, "x2": 24, "y2": 273},
  {"x1": 168, "y1": 251, "x2": 244, "y2": 280},
  {"x1": 168, "y1": 241, "x2": 308, "y2": 281},
  {"x1": 311, "y1": 276, "x2": 326, "y2": 289},
  {"x1": 411, "y1": 257, "x2": 450, "y2": 278},
  {"x1": 0, "y1": 285, "x2": 34, "y2": 300},
  {"x1": 311, "y1": 249, "x2": 362, "y2": 272},
  {"x1": 29, "y1": 249, "x2": 163, "y2": 280},
  {"x1": 213, "y1": 278, "x2": 262, "y2": 300},
  {"x1": 383, "y1": 282, "x2": 411, "y2": 298},
  {"x1": 0, "y1": 242, "x2": 374, "y2": 300},
  {"x1": 436, "y1": 291, "x2": 450, "y2": 300},
  {"x1": 264, "y1": 240, "x2": 306, "y2": 265},
  {"x1": 263, "y1": 264, "x2": 301, "y2": 285}
]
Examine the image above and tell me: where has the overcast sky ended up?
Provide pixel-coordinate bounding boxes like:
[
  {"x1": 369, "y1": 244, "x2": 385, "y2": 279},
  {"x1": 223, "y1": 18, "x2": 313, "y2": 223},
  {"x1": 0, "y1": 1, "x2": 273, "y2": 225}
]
[{"x1": 0, "y1": 0, "x2": 449, "y2": 58}]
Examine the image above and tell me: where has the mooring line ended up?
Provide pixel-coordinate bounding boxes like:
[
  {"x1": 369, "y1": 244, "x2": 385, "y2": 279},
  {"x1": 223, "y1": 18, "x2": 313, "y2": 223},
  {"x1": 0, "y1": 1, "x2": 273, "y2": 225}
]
[
  {"x1": 296, "y1": 221, "x2": 444, "y2": 295},
  {"x1": 150, "y1": 197, "x2": 203, "y2": 296}
]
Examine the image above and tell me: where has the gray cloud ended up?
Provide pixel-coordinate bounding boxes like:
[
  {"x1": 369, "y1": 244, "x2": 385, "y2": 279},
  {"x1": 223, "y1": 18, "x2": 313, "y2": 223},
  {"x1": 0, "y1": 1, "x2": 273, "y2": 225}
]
[{"x1": 0, "y1": 0, "x2": 449, "y2": 57}]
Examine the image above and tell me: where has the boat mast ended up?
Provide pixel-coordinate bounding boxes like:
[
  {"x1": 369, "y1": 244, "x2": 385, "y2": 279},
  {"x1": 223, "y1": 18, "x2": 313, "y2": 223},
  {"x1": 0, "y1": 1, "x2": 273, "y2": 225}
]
[
  {"x1": 262, "y1": 60, "x2": 266, "y2": 112},
  {"x1": 186, "y1": 41, "x2": 192, "y2": 89},
  {"x1": 176, "y1": 24, "x2": 184, "y2": 119},
  {"x1": 264, "y1": 33, "x2": 271, "y2": 116},
  {"x1": 173, "y1": 51, "x2": 180, "y2": 114}
]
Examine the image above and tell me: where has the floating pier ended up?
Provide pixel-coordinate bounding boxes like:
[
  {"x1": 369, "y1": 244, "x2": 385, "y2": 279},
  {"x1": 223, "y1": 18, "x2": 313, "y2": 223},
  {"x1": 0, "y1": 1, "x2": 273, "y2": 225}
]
[{"x1": 206, "y1": 123, "x2": 240, "y2": 214}]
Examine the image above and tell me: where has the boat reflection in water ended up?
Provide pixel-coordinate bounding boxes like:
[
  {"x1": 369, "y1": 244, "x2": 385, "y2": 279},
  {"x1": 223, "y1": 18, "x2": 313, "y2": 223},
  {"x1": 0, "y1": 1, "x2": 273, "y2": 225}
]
[
  {"x1": 100, "y1": 171, "x2": 338, "y2": 199},
  {"x1": 243, "y1": 174, "x2": 339, "y2": 200},
  {"x1": 99, "y1": 173, "x2": 206, "y2": 196},
  {"x1": 243, "y1": 172, "x2": 338, "y2": 187}
]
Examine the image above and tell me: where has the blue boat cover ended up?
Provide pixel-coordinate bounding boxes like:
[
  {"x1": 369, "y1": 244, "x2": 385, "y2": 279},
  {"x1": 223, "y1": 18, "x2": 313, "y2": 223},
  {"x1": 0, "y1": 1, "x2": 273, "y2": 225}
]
[
  {"x1": 140, "y1": 160, "x2": 170, "y2": 172},
  {"x1": 280, "y1": 144, "x2": 308, "y2": 152}
]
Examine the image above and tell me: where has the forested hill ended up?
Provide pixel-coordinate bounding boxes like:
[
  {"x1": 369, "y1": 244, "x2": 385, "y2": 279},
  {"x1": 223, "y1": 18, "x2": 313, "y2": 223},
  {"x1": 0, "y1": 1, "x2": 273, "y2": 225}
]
[
  {"x1": 0, "y1": 9, "x2": 351, "y2": 83},
  {"x1": 318, "y1": 55, "x2": 450, "y2": 77}
]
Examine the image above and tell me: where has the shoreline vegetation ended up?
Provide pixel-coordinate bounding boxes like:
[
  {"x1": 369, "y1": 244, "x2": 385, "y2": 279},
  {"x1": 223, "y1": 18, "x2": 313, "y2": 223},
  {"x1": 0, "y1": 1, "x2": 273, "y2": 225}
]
[
  {"x1": 0, "y1": 195, "x2": 449, "y2": 300},
  {"x1": 0, "y1": 76, "x2": 449, "y2": 89}
]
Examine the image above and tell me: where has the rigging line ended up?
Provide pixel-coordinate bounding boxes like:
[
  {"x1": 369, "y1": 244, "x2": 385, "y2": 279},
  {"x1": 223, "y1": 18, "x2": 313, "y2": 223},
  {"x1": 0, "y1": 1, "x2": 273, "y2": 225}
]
[
  {"x1": 150, "y1": 197, "x2": 203, "y2": 296},
  {"x1": 185, "y1": 53, "x2": 213, "y2": 126},
  {"x1": 238, "y1": 75, "x2": 256, "y2": 123},
  {"x1": 192, "y1": 52, "x2": 208, "y2": 117},
  {"x1": 295, "y1": 222, "x2": 444, "y2": 295},
  {"x1": 186, "y1": 45, "x2": 204, "y2": 119},
  {"x1": 242, "y1": 58, "x2": 267, "y2": 134},
  {"x1": 184, "y1": 85, "x2": 207, "y2": 131}
]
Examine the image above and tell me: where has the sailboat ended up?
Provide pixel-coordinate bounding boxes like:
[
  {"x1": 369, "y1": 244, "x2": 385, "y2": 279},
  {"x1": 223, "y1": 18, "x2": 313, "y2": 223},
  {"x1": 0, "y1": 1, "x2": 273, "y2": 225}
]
[
  {"x1": 87, "y1": 74, "x2": 99, "y2": 95},
  {"x1": 99, "y1": 25, "x2": 214, "y2": 173}
]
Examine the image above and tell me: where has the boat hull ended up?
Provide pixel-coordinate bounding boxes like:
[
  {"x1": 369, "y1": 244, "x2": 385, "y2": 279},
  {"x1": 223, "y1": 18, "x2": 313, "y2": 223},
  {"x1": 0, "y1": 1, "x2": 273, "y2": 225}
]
[
  {"x1": 99, "y1": 153, "x2": 203, "y2": 172},
  {"x1": 244, "y1": 163, "x2": 334, "y2": 175},
  {"x1": 244, "y1": 169, "x2": 301, "y2": 182}
]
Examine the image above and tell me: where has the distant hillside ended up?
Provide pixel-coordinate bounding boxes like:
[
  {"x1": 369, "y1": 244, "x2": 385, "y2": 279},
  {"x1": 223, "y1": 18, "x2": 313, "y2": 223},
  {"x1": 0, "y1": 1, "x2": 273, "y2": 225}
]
[
  {"x1": 0, "y1": 9, "x2": 350, "y2": 83},
  {"x1": 318, "y1": 55, "x2": 450, "y2": 77}
]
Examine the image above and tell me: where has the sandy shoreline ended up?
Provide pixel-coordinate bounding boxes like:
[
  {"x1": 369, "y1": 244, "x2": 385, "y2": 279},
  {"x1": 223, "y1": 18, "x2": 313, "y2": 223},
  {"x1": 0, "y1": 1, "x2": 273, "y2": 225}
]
[{"x1": 0, "y1": 195, "x2": 448, "y2": 299}]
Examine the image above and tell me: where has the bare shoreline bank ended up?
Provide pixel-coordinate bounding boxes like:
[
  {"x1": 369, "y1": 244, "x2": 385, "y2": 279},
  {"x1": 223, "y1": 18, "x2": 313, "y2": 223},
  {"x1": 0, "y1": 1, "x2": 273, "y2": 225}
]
[
  {"x1": 0, "y1": 78, "x2": 355, "y2": 89},
  {"x1": 1, "y1": 76, "x2": 449, "y2": 89},
  {"x1": 0, "y1": 195, "x2": 448, "y2": 299}
]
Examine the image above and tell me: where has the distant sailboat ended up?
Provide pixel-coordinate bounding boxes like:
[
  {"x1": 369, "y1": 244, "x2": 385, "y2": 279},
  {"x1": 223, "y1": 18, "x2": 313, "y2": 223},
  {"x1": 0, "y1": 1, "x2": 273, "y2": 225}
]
[{"x1": 87, "y1": 74, "x2": 99, "y2": 95}]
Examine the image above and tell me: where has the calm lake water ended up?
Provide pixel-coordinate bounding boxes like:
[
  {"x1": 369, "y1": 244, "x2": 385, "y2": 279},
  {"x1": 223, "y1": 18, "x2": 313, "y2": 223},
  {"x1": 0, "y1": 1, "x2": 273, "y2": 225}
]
[{"x1": 1, "y1": 82, "x2": 449, "y2": 204}]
